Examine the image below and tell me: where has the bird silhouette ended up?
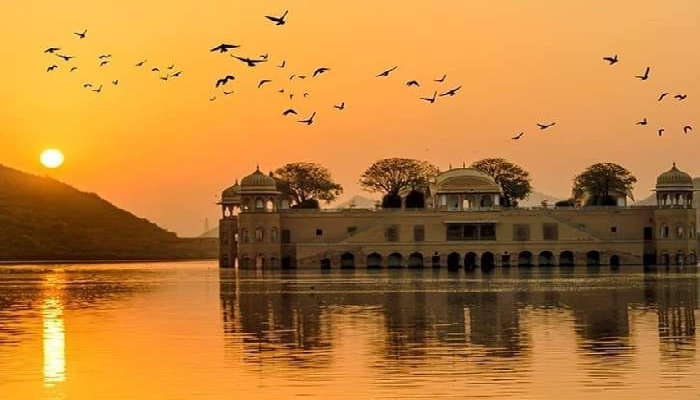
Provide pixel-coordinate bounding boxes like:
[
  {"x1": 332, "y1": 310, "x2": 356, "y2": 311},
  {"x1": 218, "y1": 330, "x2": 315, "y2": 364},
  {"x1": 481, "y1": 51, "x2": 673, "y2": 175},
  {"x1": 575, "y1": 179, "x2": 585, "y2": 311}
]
[
  {"x1": 277, "y1": 60, "x2": 286, "y2": 68},
  {"x1": 159, "y1": 75, "x2": 169, "y2": 81},
  {"x1": 420, "y1": 91, "x2": 437, "y2": 103},
  {"x1": 171, "y1": 71, "x2": 182, "y2": 78},
  {"x1": 74, "y1": 29, "x2": 87, "y2": 39},
  {"x1": 406, "y1": 80, "x2": 420, "y2": 87},
  {"x1": 112, "y1": 80, "x2": 119, "y2": 85},
  {"x1": 209, "y1": 96, "x2": 216, "y2": 102},
  {"x1": 303, "y1": 92, "x2": 309, "y2": 98},
  {"x1": 635, "y1": 66, "x2": 650, "y2": 80},
  {"x1": 298, "y1": 112, "x2": 316, "y2": 125},
  {"x1": 434, "y1": 74, "x2": 447, "y2": 82},
  {"x1": 151, "y1": 67, "x2": 160, "y2": 72},
  {"x1": 282, "y1": 108, "x2": 297, "y2": 116},
  {"x1": 232, "y1": 55, "x2": 266, "y2": 67},
  {"x1": 658, "y1": 92, "x2": 669, "y2": 101},
  {"x1": 56, "y1": 54, "x2": 75, "y2": 61},
  {"x1": 674, "y1": 94, "x2": 687, "y2": 101},
  {"x1": 69, "y1": 66, "x2": 78, "y2": 72},
  {"x1": 47, "y1": 65, "x2": 58, "y2": 72},
  {"x1": 636, "y1": 118, "x2": 647, "y2": 126},
  {"x1": 167, "y1": 64, "x2": 175, "y2": 70},
  {"x1": 657, "y1": 128, "x2": 664, "y2": 136},
  {"x1": 135, "y1": 59, "x2": 147, "y2": 67},
  {"x1": 99, "y1": 60, "x2": 109, "y2": 67},
  {"x1": 98, "y1": 54, "x2": 111, "y2": 59},
  {"x1": 44, "y1": 47, "x2": 60, "y2": 53},
  {"x1": 215, "y1": 75, "x2": 235, "y2": 88},
  {"x1": 377, "y1": 66, "x2": 398, "y2": 77},
  {"x1": 602, "y1": 55, "x2": 618, "y2": 65},
  {"x1": 210, "y1": 43, "x2": 239, "y2": 53},
  {"x1": 258, "y1": 79, "x2": 272, "y2": 88},
  {"x1": 313, "y1": 67, "x2": 330, "y2": 77},
  {"x1": 265, "y1": 10, "x2": 288, "y2": 25},
  {"x1": 334, "y1": 102, "x2": 345, "y2": 110},
  {"x1": 277, "y1": 88, "x2": 285, "y2": 93},
  {"x1": 439, "y1": 86, "x2": 461, "y2": 97},
  {"x1": 537, "y1": 122, "x2": 556, "y2": 130},
  {"x1": 512, "y1": 132, "x2": 525, "y2": 140},
  {"x1": 298, "y1": 75, "x2": 307, "y2": 79},
  {"x1": 683, "y1": 125, "x2": 693, "y2": 134},
  {"x1": 83, "y1": 83, "x2": 92, "y2": 88},
  {"x1": 223, "y1": 90, "x2": 234, "y2": 95},
  {"x1": 92, "y1": 85, "x2": 102, "y2": 93},
  {"x1": 289, "y1": 93, "x2": 294, "y2": 100}
]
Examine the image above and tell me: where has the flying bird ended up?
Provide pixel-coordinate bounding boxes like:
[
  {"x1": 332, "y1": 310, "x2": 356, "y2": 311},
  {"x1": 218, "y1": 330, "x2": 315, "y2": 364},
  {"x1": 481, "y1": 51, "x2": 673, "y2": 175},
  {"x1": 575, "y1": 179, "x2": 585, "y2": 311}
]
[
  {"x1": 210, "y1": 43, "x2": 240, "y2": 53},
  {"x1": 674, "y1": 94, "x2": 687, "y2": 101},
  {"x1": 171, "y1": 71, "x2": 182, "y2": 78},
  {"x1": 602, "y1": 55, "x2": 618, "y2": 65},
  {"x1": 439, "y1": 86, "x2": 462, "y2": 97},
  {"x1": 258, "y1": 79, "x2": 271, "y2": 88},
  {"x1": 74, "y1": 29, "x2": 87, "y2": 39},
  {"x1": 167, "y1": 64, "x2": 175, "y2": 70},
  {"x1": 260, "y1": 53, "x2": 269, "y2": 60},
  {"x1": 232, "y1": 55, "x2": 266, "y2": 67},
  {"x1": 151, "y1": 67, "x2": 160, "y2": 72},
  {"x1": 313, "y1": 67, "x2": 330, "y2": 77},
  {"x1": 636, "y1": 118, "x2": 647, "y2": 126},
  {"x1": 537, "y1": 122, "x2": 556, "y2": 130},
  {"x1": 298, "y1": 112, "x2": 316, "y2": 125},
  {"x1": 512, "y1": 132, "x2": 525, "y2": 140},
  {"x1": 406, "y1": 80, "x2": 420, "y2": 87},
  {"x1": 98, "y1": 54, "x2": 111, "y2": 59},
  {"x1": 377, "y1": 66, "x2": 398, "y2": 77},
  {"x1": 223, "y1": 90, "x2": 234, "y2": 95},
  {"x1": 99, "y1": 60, "x2": 109, "y2": 67},
  {"x1": 334, "y1": 102, "x2": 345, "y2": 110},
  {"x1": 297, "y1": 75, "x2": 307, "y2": 79},
  {"x1": 277, "y1": 88, "x2": 285, "y2": 93},
  {"x1": 658, "y1": 92, "x2": 669, "y2": 101},
  {"x1": 282, "y1": 108, "x2": 297, "y2": 116},
  {"x1": 160, "y1": 75, "x2": 169, "y2": 81},
  {"x1": 69, "y1": 66, "x2": 78, "y2": 72},
  {"x1": 289, "y1": 93, "x2": 294, "y2": 100},
  {"x1": 44, "y1": 47, "x2": 60, "y2": 53},
  {"x1": 434, "y1": 74, "x2": 447, "y2": 82},
  {"x1": 215, "y1": 75, "x2": 235, "y2": 88},
  {"x1": 56, "y1": 54, "x2": 75, "y2": 61},
  {"x1": 683, "y1": 125, "x2": 693, "y2": 134},
  {"x1": 135, "y1": 59, "x2": 147, "y2": 67},
  {"x1": 420, "y1": 91, "x2": 437, "y2": 104},
  {"x1": 209, "y1": 96, "x2": 216, "y2": 102},
  {"x1": 658, "y1": 128, "x2": 664, "y2": 136},
  {"x1": 277, "y1": 60, "x2": 286, "y2": 68},
  {"x1": 47, "y1": 65, "x2": 58, "y2": 72},
  {"x1": 92, "y1": 85, "x2": 102, "y2": 93},
  {"x1": 112, "y1": 80, "x2": 119, "y2": 85},
  {"x1": 83, "y1": 83, "x2": 92, "y2": 88},
  {"x1": 265, "y1": 10, "x2": 288, "y2": 25},
  {"x1": 303, "y1": 92, "x2": 310, "y2": 98},
  {"x1": 635, "y1": 66, "x2": 650, "y2": 80}
]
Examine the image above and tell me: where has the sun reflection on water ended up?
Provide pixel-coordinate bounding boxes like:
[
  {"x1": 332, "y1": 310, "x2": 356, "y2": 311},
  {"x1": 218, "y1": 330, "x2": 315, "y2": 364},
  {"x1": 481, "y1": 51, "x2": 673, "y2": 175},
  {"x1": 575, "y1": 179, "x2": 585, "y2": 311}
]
[{"x1": 42, "y1": 291, "x2": 65, "y2": 386}]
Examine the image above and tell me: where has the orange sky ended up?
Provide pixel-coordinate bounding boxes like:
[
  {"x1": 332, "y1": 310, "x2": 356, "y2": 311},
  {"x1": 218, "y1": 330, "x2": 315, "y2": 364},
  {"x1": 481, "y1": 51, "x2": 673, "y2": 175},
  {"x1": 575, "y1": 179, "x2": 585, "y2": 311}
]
[{"x1": 2, "y1": 0, "x2": 699, "y2": 236}]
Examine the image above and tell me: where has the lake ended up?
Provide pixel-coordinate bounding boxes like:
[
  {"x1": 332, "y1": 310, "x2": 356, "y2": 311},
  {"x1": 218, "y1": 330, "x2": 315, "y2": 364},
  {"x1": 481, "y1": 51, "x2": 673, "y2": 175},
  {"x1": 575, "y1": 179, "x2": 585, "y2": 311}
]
[{"x1": 0, "y1": 262, "x2": 698, "y2": 399}]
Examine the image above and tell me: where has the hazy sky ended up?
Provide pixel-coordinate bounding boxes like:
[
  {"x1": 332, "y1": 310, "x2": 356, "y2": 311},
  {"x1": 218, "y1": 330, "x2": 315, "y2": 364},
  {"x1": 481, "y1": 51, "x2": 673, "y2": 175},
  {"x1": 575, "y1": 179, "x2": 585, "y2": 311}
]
[{"x1": 2, "y1": 1, "x2": 699, "y2": 236}]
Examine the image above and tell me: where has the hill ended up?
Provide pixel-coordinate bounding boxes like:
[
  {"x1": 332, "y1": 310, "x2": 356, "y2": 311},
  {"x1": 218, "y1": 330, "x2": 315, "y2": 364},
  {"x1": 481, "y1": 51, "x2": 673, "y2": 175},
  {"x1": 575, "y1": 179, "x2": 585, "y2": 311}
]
[
  {"x1": 0, "y1": 164, "x2": 216, "y2": 261},
  {"x1": 519, "y1": 191, "x2": 563, "y2": 207}
]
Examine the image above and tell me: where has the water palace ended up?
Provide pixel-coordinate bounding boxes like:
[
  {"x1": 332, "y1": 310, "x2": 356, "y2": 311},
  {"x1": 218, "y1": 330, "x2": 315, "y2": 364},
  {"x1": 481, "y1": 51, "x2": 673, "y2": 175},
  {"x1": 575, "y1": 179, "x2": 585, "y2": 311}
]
[{"x1": 218, "y1": 164, "x2": 697, "y2": 269}]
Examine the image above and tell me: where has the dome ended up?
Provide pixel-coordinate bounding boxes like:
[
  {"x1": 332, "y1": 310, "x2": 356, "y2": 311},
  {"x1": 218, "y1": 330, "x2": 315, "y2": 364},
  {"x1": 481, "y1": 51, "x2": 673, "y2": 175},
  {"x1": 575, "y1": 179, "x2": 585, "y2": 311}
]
[
  {"x1": 434, "y1": 168, "x2": 501, "y2": 193},
  {"x1": 240, "y1": 167, "x2": 279, "y2": 194},
  {"x1": 220, "y1": 180, "x2": 241, "y2": 204},
  {"x1": 656, "y1": 163, "x2": 693, "y2": 189}
]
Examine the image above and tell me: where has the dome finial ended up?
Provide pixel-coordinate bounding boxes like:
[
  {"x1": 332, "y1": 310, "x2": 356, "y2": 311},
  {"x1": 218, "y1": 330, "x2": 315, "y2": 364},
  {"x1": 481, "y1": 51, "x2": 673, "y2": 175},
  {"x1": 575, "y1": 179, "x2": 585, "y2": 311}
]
[
  {"x1": 673, "y1": 162, "x2": 677, "y2": 168},
  {"x1": 256, "y1": 164, "x2": 260, "y2": 171}
]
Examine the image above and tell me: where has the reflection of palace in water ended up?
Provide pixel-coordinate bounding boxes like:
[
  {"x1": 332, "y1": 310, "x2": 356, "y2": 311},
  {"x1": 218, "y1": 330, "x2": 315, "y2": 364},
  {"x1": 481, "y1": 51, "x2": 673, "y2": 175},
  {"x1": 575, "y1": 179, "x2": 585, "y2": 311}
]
[
  {"x1": 220, "y1": 269, "x2": 699, "y2": 366},
  {"x1": 219, "y1": 164, "x2": 697, "y2": 270}
]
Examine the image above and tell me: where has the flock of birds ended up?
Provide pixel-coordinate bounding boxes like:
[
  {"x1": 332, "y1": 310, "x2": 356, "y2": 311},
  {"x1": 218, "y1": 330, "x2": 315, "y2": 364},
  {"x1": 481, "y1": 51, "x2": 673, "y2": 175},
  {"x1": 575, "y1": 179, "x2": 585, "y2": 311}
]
[{"x1": 42, "y1": 13, "x2": 693, "y2": 137}]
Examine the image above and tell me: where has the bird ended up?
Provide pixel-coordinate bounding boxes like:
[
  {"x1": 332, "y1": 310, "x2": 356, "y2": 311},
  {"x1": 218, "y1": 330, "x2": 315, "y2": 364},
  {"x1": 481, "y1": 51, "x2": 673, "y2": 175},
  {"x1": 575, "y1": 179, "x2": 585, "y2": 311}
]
[
  {"x1": 602, "y1": 55, "x2": 618, "y2": 65},
  {"x1": 160, "y1": 75, "x2": 169, "y2": 81},
  {"x1": 334, "y1": 102, "x2": 345, "y2": 110},
  {"x1": 313, "y1": 67, "x2": 330, "y2": 77},
  {"x1": 98, "y1": 54, "x2": 111, "y2": 59},
  {"x1": 223, "y1": 90, "x2": 234, "y2": 95},
  {"x1": 171, "y1": 71, "x2": 182, "y2": 78},
  {"x1": 297, "y1": 75, "x2": 307, "y2": 79},
  {"x1": 83, "y1": 83, "x2": 92, "y2": 88},
  {"x1": 298, "y1": 112, "x2": 316, "y2": 125},
  {"x1": 420, "y1": 91, "x2": 437, "y2": 103},
  {"x1": 232, "y1": 55, "x2": 266, "y2": 67},
  {"x1": 683, "y1": 125, "x2": 693, "y2": 134},
  {"x1": 658, "y1": 92, "x2": 669, "y2": 101},
  {"x1": 69, "y1": 66, "x2": 78, "y2": 72},
  {"x1": 439, "y1": 86, "x2": 462, "y2": 97},
  {"x1": 265, "y1": 10, "x2": 288, "y2": 25},
  {"x1": 636, "y1": 118, "x2": 648, "y2": 126},
  {"x1": 277, "y1": 88, "x2": 285, "y2": 93},
  {"x1": 258, "y1": 79, "x2": 271, "y2": 88},
  {"x1": 215, "y1": 75, "x2": 235, "y2": 88},
  {"x1": 99, "y1": 60, "x2": 109, "y2": 67},
  {"x1": 434, "y1": 74, "x2": 447, "y2": 82},
  {"x1": 277, "y1": 60, "x2": 286, "y2": 68},
  {"x1": 167, "y1": 64, "x2": 175, "y2": 70},
  {"x1": 74, "y1": 29, "x2": 87, "y2": 39},
  {"x1": 303, "y1": 92, "x2": 309, "y2": 98},
  {"x1": 44, "y1": 47, "x2": 60, "y2": 53},
  {"x1": 210, "y1": 43, "x2": 239, "y2": 53},
  {"x1": 289, "y1": 93, "x2": 295, "y2": 100},
  {"x1": 377, "y1": 66, "x2": 398, "y2": 77},
  {"x1": 658, "y1": 128, "x2": 665, "y2": 136},
  {"x1": 92, "y1": 85, "x2": 102, "y2": 93},
  {"x1": 674, "y1": 94, "x2": 688, "y2": 101},
  {"x1": 135, "y1": 59, "x2": 147, "y2": 67},
  {"x1": 282, "y1": 108, "x2": 297, "y2": 116},
  {"x1": 512, "y1": 132, "x2": 525, "y2": 140},
  {"x1": 635, "y1": 66, "x2": 650, "y2": 80},
  {"x1": 537, "y1": 122, "x2": 556, "y2": 130},
  {"x1": 56, "y1": 54, "x2": 75, "y2": 61},
  {"x1": 406, "y1": 80, "x2": 420, "y2": 87},
  {"x1": 209, "y1": 96, "x2": 217, "y2": 102},
  {"x1": 151, "y1": 67, "x2": 160, "y2": 72},
  {"x1": 112, "y1": 80, "x2": 119, "y2": 85},
  {"x1": 47, "y1": 65, "x2": 58, "y2": 72},
  {"x1": 260, "y1": 53, "x2": 269, "y2": 60}
]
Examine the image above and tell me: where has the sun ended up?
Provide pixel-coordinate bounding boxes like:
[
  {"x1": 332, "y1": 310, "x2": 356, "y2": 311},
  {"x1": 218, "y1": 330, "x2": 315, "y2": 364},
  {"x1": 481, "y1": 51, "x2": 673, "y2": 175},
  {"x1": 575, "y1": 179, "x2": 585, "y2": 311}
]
[{"x1": 40, "y1": 149, "x2": 64, "y2": 169}]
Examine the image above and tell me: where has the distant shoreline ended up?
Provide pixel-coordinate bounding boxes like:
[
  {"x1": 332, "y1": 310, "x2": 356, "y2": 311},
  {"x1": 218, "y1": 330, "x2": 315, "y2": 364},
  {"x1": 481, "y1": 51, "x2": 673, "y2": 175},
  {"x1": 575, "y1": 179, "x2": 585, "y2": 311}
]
[{"x1": 0, "y1": 258, "x2": 217, "y2": 266}]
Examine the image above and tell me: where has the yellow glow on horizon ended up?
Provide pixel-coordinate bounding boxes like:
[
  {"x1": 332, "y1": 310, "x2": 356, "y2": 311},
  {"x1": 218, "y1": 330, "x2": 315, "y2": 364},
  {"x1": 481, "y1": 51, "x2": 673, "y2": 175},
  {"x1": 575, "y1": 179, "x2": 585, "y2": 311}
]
[{"x1": 40, "y1": 149, "x2": 64, "y2": 169}]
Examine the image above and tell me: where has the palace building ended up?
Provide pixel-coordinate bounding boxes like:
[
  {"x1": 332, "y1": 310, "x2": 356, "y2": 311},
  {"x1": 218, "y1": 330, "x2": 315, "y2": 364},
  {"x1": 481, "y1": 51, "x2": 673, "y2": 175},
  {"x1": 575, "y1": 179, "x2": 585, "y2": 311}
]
[{"x1": 218, "y1": 164, "x2": 697, "y2": 269}]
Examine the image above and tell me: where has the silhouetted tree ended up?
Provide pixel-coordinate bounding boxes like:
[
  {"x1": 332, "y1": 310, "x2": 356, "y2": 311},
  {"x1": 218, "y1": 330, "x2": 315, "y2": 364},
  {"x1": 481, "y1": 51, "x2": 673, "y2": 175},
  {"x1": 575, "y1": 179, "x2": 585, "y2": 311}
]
[
  {"x1": 471, "y1": 158, "x2": 532, "y2": 207},
  {"x1": 359, "y1": 158, "x2": 438, "y2": 208},
  {"x1": 573, "y1": 163, "x2": 637, "y2": 206},
  {"x1": 275, "y1": 162, "x2": 343, "y2": 209}
]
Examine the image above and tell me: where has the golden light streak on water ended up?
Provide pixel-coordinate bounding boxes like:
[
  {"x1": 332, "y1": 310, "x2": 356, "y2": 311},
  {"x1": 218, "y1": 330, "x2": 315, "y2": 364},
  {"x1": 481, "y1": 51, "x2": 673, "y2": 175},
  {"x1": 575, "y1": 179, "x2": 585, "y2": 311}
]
[{"x1": 42, "y1": 297, "x2": 66, "y2": 386}]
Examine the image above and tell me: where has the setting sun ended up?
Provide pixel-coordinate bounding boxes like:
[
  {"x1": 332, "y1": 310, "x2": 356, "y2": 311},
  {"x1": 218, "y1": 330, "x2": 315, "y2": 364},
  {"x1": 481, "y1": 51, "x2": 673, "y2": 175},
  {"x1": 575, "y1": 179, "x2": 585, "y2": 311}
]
[{"x1": 40, "y1": 149, "x2": 64, "y2": 169}]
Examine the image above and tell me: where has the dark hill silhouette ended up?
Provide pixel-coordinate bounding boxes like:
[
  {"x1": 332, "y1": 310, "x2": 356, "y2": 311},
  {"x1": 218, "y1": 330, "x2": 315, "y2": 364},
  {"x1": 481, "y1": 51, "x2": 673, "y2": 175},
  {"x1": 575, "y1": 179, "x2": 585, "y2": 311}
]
[{"x1": 0, "y1": 164, "x2": 216, "y2": 261}]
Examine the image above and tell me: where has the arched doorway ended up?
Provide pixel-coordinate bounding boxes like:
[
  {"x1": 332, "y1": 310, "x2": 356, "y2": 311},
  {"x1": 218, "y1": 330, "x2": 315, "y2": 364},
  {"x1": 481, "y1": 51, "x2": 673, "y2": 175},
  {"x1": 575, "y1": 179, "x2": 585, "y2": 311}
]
[
  {"x1": 320, "y1": 258, "x2": 331, "y2": 269},
  {"x1": 447, "y1": 252, "x2": 461, "y2": 269},
  {"x1": 676, "y1": 252, "x2": 685, "y2": 266},
  {"x1": 367, "y1": 253, "x2": 382, "y2": 268},
  {"x1": 559, "y1": 251, "x2": 574, "y2": 266},
  {"x1": 408, "y1": 252, "x2": 424, "y2": 268},
  {"x1": 405, "y1": 190, "x2": 425, "y2": 209},
  {"x1": 688, "y1": 253, "x2": 697, "y2": 265},
  {"x1": 465, "y1": 252, "x2": 478, "y2": 269},
  {"x1": 431, "y1": 254, "x2": 441, "y2": 268},
  {"x1": 661, "y1": 253, "x2": 670, "y2": 266},
  {"x1": 609, "y1": 255, "x2": 620, "y2": 268},
  {"x1": 518, "y1": 251, "x2": 533, "y2": 267},
  {"x1": 341, "y1": 253, "x2": 355, "y2": 268},
  {"x1": 586, "y1": 251, "x2": 600, "y2": 266},
  {"x1": 538, "y1": 251, "x2": 555, "y2": 267},
  {"x1": 387, "y1": 253, "x2": 403, "y2": 268},
  {"x1": 481, "y1": 252, "x2": 495, "y2": 269},
  {"x1": 382, "y1": 194, "x2": 402, "y2": 209}
]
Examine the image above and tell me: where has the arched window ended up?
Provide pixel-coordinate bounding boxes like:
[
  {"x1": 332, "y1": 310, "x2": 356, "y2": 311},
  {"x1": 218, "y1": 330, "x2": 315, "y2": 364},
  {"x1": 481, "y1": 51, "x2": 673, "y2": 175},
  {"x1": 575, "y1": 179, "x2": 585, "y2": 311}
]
[
  {"x1": 241, "y1": 229, "x2": 249, "y2": 243},
  {"x1": 255, "y1": 198, "x2": 264, "y2": 209},
  {"x1": 271, "y1": 227, "x2": 278, "y2": 242},
  {"x1": 690, "y1": 225, "x2": 696, "y2": 239},
  {"x1": 255, "y1": 227, "x2": 264, "y2": 242},
  {"x1": 676, "y1": 225, "x2": 684, "y2": 239},
  {"x1": 660, "y1": 224, "x2": 669, "y2": 238},
  {"x1": 255, "y1": 254, "x2": 264, "y2": 269},
  {"x1": 242, "y1": 199, "x2": 250, "y2": 211},
  {"x1": 269, "y1": 257, "x2": 278, "y2": 268},
  {"x1": 265, "y1": 199, "x2": 274, "y2": 211},
  {"x1": 405, "y1": 190, "x2": 425, "y2": 209},
  {"x1": 480, "y1": 195, "x2": 493, "y2": 208},
  {"x1": 280, "y1": 199, "x2": 290, "y2": 209},
  {"x1": 689, "y1": 252, "x2": 697, "y2": 265}
]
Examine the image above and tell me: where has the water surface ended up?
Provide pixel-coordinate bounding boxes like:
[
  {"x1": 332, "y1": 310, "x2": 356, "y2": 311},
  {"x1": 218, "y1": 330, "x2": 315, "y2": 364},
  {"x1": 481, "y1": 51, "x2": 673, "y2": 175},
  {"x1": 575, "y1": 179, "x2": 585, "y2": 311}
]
[{"x1": 1, "y1": 262, "x2": 698, "y2": 399}]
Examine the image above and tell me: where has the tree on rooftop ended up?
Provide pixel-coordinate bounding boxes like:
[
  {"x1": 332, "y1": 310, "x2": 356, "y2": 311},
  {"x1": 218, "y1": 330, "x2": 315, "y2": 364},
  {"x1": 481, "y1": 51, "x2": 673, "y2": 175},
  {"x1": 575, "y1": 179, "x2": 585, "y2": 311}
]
[
  {"x1": 359, "y1": 158, "x2": 438, "y2": 208},
  {"x1": 471, "y1": 158, "x2": 532, "y2": 207},
  {"x1": 274, "y1": 162, "x2": 343, "y2": 209},
  {"x1": 572, "y1": 163, "x2": 637, "y2": 206}
]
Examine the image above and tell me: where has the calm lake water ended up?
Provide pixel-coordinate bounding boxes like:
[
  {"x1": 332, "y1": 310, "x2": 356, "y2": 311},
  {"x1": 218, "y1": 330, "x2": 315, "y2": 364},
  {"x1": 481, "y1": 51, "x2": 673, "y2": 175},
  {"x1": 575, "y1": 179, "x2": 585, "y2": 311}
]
[{"x1": 0, "y1": 262, "x2": 699, "y2": 399}]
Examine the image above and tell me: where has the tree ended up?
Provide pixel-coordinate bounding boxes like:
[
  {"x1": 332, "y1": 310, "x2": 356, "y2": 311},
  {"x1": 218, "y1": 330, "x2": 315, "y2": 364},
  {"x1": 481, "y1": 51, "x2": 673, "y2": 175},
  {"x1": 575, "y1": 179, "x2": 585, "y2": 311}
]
[
  {"x1": 572, "y1": 163, "x2": 637, "y2": 206},
  {"x1": 471, "y1": 158, "x2": 532, "y2": 207},
  {"x1": 359, "y1": 158, "x2": 438, "y2": 208},
  {"x1": 274, "y1": 162, "x2": 343, "y2": 209}
]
